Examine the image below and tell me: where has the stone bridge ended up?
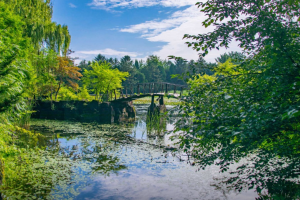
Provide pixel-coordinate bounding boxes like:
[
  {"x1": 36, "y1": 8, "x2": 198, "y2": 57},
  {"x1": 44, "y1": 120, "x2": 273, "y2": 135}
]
[
  {"x1": 109, "y1": 82, "x2": 187, "y2": 114},
  {"x1": 109, "y1": 82, "x2": 186, "y2": 102},
  {"x1": 32, "y1": 82, "x2": 187, "y2": 124}
]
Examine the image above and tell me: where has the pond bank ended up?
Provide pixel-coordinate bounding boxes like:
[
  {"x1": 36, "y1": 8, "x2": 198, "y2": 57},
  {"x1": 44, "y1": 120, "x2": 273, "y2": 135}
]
[{"x1": 32, "y1": 100, "x2": 136, "y2": 123}]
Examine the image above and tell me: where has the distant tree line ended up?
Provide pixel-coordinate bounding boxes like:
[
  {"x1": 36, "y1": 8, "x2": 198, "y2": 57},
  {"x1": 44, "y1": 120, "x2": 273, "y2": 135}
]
[{"x1": 77, "y1": 52, "x2": 243, "y2": 88}]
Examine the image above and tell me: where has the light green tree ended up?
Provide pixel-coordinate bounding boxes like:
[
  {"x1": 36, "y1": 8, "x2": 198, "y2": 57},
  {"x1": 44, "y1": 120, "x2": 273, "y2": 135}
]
[{"x1": 83, "y1": 62, "x2": 128, "y2": 102}]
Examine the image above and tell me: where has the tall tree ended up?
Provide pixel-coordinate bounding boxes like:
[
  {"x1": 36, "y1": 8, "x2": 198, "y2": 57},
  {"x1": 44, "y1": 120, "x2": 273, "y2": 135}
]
[
  {"x1": 142, "y1": 55, "x2": 162, "y2": 83},
  {"x1": 0, "y1": 2, "x2": 30, "y2": 113},
  {"x1": 4, "y1": 0, "x2": 71, "y2": 55},
  {"x1": 94, "y1": 54, "x2": 106, "y2": 63},
  {"x1": 32, "y1": 49, "x2": 58, "y2": 99},
  {"x1": 119, "y1": 55, "x2": 137, "y2": 86}
]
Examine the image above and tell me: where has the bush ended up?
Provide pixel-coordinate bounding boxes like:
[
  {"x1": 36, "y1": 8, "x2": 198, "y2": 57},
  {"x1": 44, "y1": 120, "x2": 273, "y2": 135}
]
[
  {"x1": 57, "y1": 87, "x2": 78, "y2": 101},
  {"x1": 77, "y1": 86, "x2": 93, "y2": 101}
]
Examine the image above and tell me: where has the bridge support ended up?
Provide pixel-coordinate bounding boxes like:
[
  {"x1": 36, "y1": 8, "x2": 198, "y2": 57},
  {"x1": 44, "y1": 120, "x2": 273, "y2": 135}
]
[
  {"x1": 158, "y1": 96, "x2": 166, "y2": 113},
  {"x1": 112, "y1": 101, "x2": 136, "y2": 123},
  {"x1": 148, "y1": 95, "x2": 166, "y2": 115}
]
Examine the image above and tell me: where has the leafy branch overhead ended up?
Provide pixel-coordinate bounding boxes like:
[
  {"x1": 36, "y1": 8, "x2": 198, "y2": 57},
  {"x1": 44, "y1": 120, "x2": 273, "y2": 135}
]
[
  {"x1": 175, "y1": 0, "x2": 300, "y2": 197},
  {"x1": 185, "y1": 0, "x2": 300, "y2": 57}
]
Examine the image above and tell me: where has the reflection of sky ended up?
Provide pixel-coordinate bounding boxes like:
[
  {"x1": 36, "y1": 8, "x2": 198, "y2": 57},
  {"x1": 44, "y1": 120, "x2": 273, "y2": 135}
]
[
  {"x1": 34, "y1": 105, "x2": 258, "y2": 200},
  {"x1": 75, "y1": 162, "x2": 257, "y2": 200}
]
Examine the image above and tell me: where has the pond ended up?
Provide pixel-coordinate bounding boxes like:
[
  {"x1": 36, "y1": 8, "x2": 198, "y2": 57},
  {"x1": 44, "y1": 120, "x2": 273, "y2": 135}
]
[{"x1": 30, "y1": 104, "x2": 258, "y2": 200}]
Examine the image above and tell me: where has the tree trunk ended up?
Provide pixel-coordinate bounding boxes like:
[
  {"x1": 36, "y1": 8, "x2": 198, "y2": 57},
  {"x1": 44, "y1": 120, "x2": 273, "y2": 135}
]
[
  {"x1": 50, "y1": 81, "x2": 53, "y2": 101},
  {"x1": 55, "y1": 82, "x2": 61, "y2": 101}
]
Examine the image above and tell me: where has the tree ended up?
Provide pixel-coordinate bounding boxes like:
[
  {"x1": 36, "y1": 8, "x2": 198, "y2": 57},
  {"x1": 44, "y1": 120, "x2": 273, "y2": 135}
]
[
  {"x1": 134, "y1": 71, "x2": 146, "y2": 84},
  {"x1": 3, "y1": 0, "x2": 72, "y2": 102},
  {"x1": 54, "y1": 56, "x2": 82, "y2": 100},
  {"x1": 4, "y1": 0, "x2": 71, "y2": 55},
  {"x1": 107, "y1": 57, "x2": 119, "y2": 68},
  {"x1": 175, "y1": 0, "x2": 300, "y2": 197},
  {"x1": 215, "y1": 51, "x2": 245, "y2": 64},
  {"x1": 83, "y1": 62, "x2": 128, "y2": 102},
  {"x1": 142, "y1": 55, "x2": 163, "y2": 83},
  {"x1": 0, "y1": 2, "x2": 30, "y2": 113},
  {"x1": 32, "y1": 49, "x2": 58, "y2": 99},
  {"x1": 78, "y1": 59, "x2": 91, "y2": 71},
  {"x1": 187, "y1": 57, "x2": 214, "y2": 76},
  {"x1": 158, "y1": 65, "x2": 166, "y2": 81},
  {"x1": 134, "y1": 60, "x2": 140, "y2": 70},
  {"x1": 118, "y1": 55, "x2": 138, "y2": 86},
  {"x1": 94, "y1": 54, "x2": 106, "y2": 63}
]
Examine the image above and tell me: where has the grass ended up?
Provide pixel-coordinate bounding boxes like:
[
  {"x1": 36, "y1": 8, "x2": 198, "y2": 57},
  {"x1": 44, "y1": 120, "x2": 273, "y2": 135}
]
[{"x1": 133, "y1": 96, "x2": 181, "y2": 106}]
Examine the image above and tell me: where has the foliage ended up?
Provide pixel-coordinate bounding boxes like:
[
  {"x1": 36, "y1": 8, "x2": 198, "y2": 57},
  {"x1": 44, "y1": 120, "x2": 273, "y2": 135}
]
[
  {"x1": 77, "y1": 86, "x2": 93, "y2": 101},
  {"x1": 56, "y1": 87, "x2": 78, "y2": 101},
  {"x1": 174, "y1": 0, "x2": 300, "y2": 197},
  {"x1": 78, "y1": 54, "x2": 204, "y2": 88},
  {"x1": 0, "y1": 1, "x2": 76, "y2": 199},
  {"x1": 3, "y1": 0, "x2": 71, "y2": 55},
  {"x1": 54, "y1": 56, "x2": 82, "y2": 100},
  {"x1": 30, "y1": 49, "x2": 58, "y2": 99},
  {"x1": 118, "y1": 55, "x2": 137, "y2": 86},
  {"x1": 83, "y1": 62, "x2": 128, "y2": 101},
  {"x1": 0, "y1": 2, "x2": 30, "y2": 114},
  {"x1": 0, "y1": 118, "x2": 76, "y2": 199},
  {"x1": 215, "y1": 51, "x2": 245, "y2": 64}
]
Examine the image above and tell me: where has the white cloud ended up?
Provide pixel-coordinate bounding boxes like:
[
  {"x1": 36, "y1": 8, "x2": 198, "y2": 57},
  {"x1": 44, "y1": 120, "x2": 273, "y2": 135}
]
[
  {"x1": 119, "y1": 4, "x2": 241, "y2": 62},
  {"x1": 77, "y1": 48, "x2": 139, "y2": 57},
  {"x1": 120, "y1": 6, "x2": 200, "y2": 37},
  {"x1": 72, "y1": 48, "x2": 140, "y2": 64},
  {"x1": 88, "y1": 0, "x2": 198, "y2": 10},
  {"x1": 69, "y1": 3, "x2": 77, "y2": 8}
]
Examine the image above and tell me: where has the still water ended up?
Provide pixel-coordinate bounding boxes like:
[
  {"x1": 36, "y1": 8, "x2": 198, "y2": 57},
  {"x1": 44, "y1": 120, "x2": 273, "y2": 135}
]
[{"x1": 31, "y1": 104, "x2": 258, "y2": 200}]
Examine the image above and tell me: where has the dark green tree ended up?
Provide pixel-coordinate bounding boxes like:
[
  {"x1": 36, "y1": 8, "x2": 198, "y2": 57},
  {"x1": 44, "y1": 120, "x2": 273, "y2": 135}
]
[
  {"x1": 118, "y1": 55, "x2": 137, "y2": 86},
  {"x1": 94, "y1": 54, "x2": 106, "y2": 63},
  {"x1": 134, "y1": 59, "x2": 140, "y2": 70},
  {"x1": 215, "y1": 51, "x2": 245, "y2": 64},
  {"x1": 142, "y1": 55, "x2": 163, "y2": 83}
]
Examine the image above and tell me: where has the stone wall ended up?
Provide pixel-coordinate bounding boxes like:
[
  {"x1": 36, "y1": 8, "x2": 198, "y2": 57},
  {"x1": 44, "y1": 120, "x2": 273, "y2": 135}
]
[{"x1": 32, "y1": 100, "x2": 136, "y2": 123}]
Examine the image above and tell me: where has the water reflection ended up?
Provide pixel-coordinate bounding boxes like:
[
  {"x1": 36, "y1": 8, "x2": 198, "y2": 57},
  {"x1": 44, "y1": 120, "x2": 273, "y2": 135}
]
[{"x1": 30, "y1": 104, "x2": 259, "y2": 200}]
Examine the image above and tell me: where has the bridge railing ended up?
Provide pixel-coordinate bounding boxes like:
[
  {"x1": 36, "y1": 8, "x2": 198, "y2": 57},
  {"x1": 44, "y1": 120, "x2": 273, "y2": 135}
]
[{"x1": 110, "y1": 82, "x2": 188, "y2": 101}]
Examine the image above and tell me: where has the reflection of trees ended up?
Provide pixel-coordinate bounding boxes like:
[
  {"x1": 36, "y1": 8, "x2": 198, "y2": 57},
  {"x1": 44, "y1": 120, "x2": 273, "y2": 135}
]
[
  {"x1": 257, "y1": 180, "x2": 300, "y2": 200},
  {"x1": 211, "y1": 151, "x2": 300, "y2": 199},
  {"x1": 80, "y1": 140, "x2": 127, "y2": 175},
  {"x1": 87, "y1": 154, "x2": 127, "y2": 174},
  {"x1": 28, "y1": 121, "x2": 129, "y2": 199}
]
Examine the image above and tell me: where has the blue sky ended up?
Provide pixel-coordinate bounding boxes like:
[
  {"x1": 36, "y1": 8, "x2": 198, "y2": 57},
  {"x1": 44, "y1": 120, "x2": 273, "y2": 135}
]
[{"x1": 51, "y1": 0, "x2": 240, "y2": 64}]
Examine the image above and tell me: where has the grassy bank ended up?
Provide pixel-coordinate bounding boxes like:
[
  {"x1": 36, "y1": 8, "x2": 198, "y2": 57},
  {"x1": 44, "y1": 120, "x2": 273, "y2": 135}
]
[{"x1": 133, "y1": 96, "x2": 181, "y2": 106}]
